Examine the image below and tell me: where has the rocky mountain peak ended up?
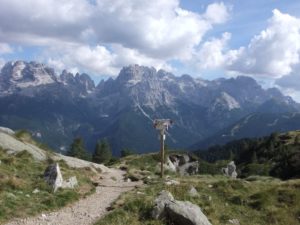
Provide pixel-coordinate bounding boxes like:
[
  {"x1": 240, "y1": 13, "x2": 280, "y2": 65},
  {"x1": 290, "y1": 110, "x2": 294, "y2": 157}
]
[
  {"x1": 210, "y1": 92, "x2": 241, "y2": 113},
  {"x1": 75, "y1": 73, "x2": 95, "y2": 92},
  {"x1": 60, "y1": 70, "x2": 75, "y2": 85},
  {"x1": 116, "y1": 64, "x2": 157, "y2": 86},
  {"x1": 0, "y1": 61, "x2": 57, "y2": 92}
]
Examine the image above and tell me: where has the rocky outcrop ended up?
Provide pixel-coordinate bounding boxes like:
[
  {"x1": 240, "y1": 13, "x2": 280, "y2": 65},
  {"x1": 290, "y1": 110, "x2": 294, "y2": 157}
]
[
  {"x1": 165, "y1": 153, "x2": 198, "y2": 175},
  {"x1": 0, "y1": 131, "x2": 47, "y2": 161},
  {"x1": 44, "y1": 163, "x2": 63, "y2": 192},
  {"x1": 0, "y1": 127, "x2": 15, "y2": 135},
  {"x1": 222, "y1": 161, "x2": 237, "y2": 179},
  {"x1": 152, "y1": 191, "x2": 212, "y2": 225}
]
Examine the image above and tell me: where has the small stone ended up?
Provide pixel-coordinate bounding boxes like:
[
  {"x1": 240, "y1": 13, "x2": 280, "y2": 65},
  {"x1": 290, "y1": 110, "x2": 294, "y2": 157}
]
[
  {"x1": 208, "y1": 184, "x2": 213, "y2": 188},
  {"x1": 165, "y1": 179, "x2": 180, "y2": 186},
  {"x1": 62, "y1": 176, "x2": 78, "y2": 189},
  {"x1": 41, "y1": 214, "x2": 47, "y2": 220},
  {"x1": 228, "y1": 219, "x2": 240, "y2": 225},
  {"x1": 188, "y1": 186, "x2": 199, "y2": 197},
  {"x1": 32, "y1": 188, "x2": 40, "y2": 194},
  {"x1": 25, "y1": 194, "x2": 30, "y2": 197},
  {"x1": 7, "y1": 193, "x2": 16, "y2": 199}
]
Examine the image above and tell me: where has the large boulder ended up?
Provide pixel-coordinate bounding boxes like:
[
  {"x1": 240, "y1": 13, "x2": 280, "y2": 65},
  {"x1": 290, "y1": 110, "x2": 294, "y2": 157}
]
[
  {"x1": 222, "y1": 161, "x2": 237, "y2": 179},
  {"x1": 166, "y1": 200, "x2": 212, "y2": 225},
  {"x1": 152, "y1": 190, "x2": 174, "y2": 219},
  {"x1": 152, "y1": 191, "x2": 212, "y2": 225},
  {"x1": 44, "y1": 163, "x2": 63, "y2": 192}
]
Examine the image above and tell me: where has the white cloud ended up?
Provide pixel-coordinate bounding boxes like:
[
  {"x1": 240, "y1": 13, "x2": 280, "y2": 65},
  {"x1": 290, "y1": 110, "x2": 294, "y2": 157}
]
[
  {"x1": 194, "y1": 32, "x2": 234, "y2": 69},
  {"x1": 0, "y1": 43, "x2": 13, "y2": 54},
  {"x1": 204, "y1": 2, "x2": 230, "y2": 24},
  {"x1": 45, "y1": 43, "x2": 173, "y2": 76},
  {"x1": 0, "y1": 0, "x2": 230, "y2": 76},
  {"x1": 228, "y1": 9, "x2": 300, "y2": 78}
]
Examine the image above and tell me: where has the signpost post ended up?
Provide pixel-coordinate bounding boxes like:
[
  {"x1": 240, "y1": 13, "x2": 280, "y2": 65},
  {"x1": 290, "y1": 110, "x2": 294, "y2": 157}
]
[{"x1": 153, "y1": 119, "x2": 173, "y2": 178}]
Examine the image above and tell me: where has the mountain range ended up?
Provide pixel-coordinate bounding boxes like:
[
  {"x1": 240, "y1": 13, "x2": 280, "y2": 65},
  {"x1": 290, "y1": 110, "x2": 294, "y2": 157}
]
[{"x1": 0, "y1": 60, "x2": 299, "y2": 154}]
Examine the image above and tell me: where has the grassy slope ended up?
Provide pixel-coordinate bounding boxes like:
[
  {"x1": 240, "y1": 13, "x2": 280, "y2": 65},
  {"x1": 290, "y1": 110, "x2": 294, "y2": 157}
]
[
  {"x1": 0, "y1": 147, "x2": 95, "y2": 223},
  {"x1": 95, "y1": 154, "x2": 300, "y2": 225}
]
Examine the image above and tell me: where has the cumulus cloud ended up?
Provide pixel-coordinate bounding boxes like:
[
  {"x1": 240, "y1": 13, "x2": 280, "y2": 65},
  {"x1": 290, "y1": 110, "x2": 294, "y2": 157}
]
[
  {"x1": 45, "y1": 43, "x2": 172, "y2": 76},
  {"x1": 204, "y1": 2, "x2": 230, "y2": 24},
  {"x1": 228, "y1": 9, "x2": 300, "y2": 78},
  {"x1": 0, "y1": 0, "x2": 230, "y2": 76},
  {"x1": 194, "y1": 32, "x2": 238, "y2": 70}
]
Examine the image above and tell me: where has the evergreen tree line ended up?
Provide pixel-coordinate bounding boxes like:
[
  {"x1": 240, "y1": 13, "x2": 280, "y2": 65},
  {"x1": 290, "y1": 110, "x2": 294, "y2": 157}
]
[
  {"x1": 67, "y1": 137, "x2": 112, "y2": 164},
  {"x1": 196, "y1": 132, "x2": 300, "y2": 179}
]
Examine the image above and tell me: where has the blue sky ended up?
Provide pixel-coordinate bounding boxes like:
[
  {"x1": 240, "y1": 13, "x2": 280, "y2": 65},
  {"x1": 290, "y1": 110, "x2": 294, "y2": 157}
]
[{"x1": 0, "y1": 0, "x2": 300, "y2": 100}]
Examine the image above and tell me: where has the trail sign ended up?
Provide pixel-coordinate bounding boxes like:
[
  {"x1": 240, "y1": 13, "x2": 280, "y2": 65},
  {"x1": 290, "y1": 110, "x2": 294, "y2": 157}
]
[{"x1": 153, "y1": 119, "x2": 173, "y2": 178}]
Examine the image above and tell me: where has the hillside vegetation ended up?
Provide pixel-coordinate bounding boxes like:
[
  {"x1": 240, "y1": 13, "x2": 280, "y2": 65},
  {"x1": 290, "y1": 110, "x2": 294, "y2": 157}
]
[
  {"x1": 0, "y1": 146, "x2": 95, "y2": 224},
  {"x1": 196, "y1": 130, "x2": 300, "y2": 179},
  {"x1": 95, "y1": 154, "x2": 300, "y2": 225}
]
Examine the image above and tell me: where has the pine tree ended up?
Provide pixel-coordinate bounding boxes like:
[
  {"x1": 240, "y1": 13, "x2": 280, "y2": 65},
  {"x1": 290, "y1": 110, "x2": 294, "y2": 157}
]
[
  {"x1": 229, "y1": 150, "x2": 235, "y2": 161},
  {"x1": 121, "y1": 148, "x2": 134, "y2": 157},
  {"x1": 294, "y1": 135, "x2": 300, "y2": 145},
  {"x1": 251, "y1": 151, "x2": 258, "y2": 163},
  {"x1": 67, "y1": 137, "x2": 89, "y2": 160},
  {"x1": 92, "y1": 139, "x2": 112, "y2": 164}
]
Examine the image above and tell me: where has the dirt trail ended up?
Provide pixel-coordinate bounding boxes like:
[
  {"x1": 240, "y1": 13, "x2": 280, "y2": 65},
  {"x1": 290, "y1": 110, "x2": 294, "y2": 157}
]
[{"x1": 5, "y1": 169, "x2": 141, "y2": 225}]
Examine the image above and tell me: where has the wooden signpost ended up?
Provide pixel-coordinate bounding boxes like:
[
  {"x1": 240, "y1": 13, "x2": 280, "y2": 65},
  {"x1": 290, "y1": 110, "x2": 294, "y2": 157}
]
[{"x1": 153, "y1": 119, "x2": 173, "y2": 178}]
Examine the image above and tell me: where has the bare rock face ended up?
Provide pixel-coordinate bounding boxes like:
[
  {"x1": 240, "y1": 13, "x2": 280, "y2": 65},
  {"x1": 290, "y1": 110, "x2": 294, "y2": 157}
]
[
  {"x1": 44, "y1": 163, "x2": 63, "y2": 192},
  {"x1": 152, "y1": 191, "x2": 212, "y2": 225},
  {"x1": 222, "y1": 161, "x2": 237, "y2": 179},
  {"x1": 0, "y1": 127, "x2": 15, "y2": 135}
]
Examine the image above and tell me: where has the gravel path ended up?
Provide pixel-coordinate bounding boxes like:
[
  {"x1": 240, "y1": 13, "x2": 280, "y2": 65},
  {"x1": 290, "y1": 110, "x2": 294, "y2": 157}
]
[{"x1": 5, "y1": 168, "x2": 142, "y2": 225}]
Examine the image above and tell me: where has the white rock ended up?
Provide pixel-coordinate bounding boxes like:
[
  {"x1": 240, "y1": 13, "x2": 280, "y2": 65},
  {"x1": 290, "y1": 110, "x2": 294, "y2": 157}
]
[
  {"x1": 188, "y1": 186, "x2": 199, "y2": 197},
  {"x1": 44, "y1": 163, "x2": 63, "y2": 192},
  {"x1": 62, "y1": 176, "x2": 78, "y2": 189},
  {"x1": 32, "y1": 188, "x2": 40, "y2": 194},
  {"x1": 228, "y1": 219, "x2": 240, "y2": 225},
  {"x1": 165, "y1": 179, "x2": 180, "y2": 186}
]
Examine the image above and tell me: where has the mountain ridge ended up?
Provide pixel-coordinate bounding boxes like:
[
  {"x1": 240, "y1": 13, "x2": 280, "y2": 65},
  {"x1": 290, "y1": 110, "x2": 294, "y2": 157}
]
[{"x1": 0, "y1": 60, "x2": 299, "y2": 154}]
